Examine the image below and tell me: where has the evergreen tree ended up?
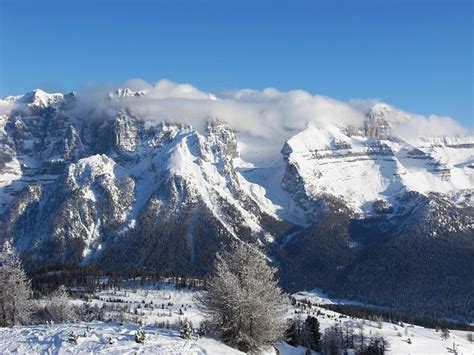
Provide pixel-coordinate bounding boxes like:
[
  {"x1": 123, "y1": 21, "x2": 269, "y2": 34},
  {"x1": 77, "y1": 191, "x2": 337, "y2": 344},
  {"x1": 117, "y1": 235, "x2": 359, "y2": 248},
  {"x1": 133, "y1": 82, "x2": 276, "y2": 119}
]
[
  {"x1": 67, "y1": 331, "x2": 78, "y2": 345},
  {"x1": 441, "y1": 328, "x2": 450, "y2": 340},
  {"x1": 361, "y1": 336, "x2": 390, "y2": 354},
  {"x1": 0, "y1": 252, "x2": 32, "y2": 327},
  {"x1": 180, "y1": 319, "x2": 193, "y2": 339},
  {"x1": 304, "y1": 315, "x2": 321, "y2": 351},
  {"x1": 198, "y1": 322, "x2": 206, "y2": 337},
  {"x1": 135, "y1": 329, "x2": 146, "y2": 343},
  {"x1": 195, "y1": 242, "x2": 288, "y2": 352},
  {"x1": 285, "y1": 319, "x2": 299, "y2": 346}
]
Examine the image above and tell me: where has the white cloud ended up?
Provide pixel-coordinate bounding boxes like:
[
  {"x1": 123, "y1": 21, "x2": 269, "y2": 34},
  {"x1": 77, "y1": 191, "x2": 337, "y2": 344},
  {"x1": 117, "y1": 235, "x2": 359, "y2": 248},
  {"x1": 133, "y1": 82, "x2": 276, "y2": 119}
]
[
  {"x1": 393, "y1": 114, "x2": 471, "y2": 143},
  {"x1": 68, "y1": 78, "x2": 472, "y2": 163},
  {"x1": 0, "y1": 100, "x2": 14, "y2": 117}
]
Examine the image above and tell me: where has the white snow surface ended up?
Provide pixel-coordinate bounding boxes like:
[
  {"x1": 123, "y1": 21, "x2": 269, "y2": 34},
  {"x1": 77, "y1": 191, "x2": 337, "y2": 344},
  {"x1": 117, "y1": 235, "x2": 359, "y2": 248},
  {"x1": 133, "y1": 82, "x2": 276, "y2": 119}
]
[
  {"x1": 0, "y1": 323, "x2": 242, "y2": 354},
  {"x1": 284, "y1": 122, "x2": 473, "y2": 214},
  {"x1": 1, "y1": 283, "x2": 472, "y2": 354},
  {"x1": 2, "y1": 320, "x2": 471, "y2": 355}
]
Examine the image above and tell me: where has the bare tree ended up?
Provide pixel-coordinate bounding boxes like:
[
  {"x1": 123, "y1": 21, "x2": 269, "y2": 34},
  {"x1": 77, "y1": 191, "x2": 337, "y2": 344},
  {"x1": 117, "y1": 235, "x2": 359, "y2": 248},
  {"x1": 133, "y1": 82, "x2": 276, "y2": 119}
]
[
  {"x1": 47, "y1": 285, "x2": 76, "y2": 323},
  {"x1": 195, "y1": 242, "x2": 288, "y2": 352},
  {"x1": 0, "y1": 252, "x2": 32, "y2": 327}
]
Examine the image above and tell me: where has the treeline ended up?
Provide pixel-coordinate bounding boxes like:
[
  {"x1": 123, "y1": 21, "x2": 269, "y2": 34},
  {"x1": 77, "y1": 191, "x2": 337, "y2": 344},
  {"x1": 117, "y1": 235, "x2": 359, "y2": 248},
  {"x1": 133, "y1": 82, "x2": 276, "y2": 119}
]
[
  {"x1": 319, "y1": 304, "x2": 474, "y2": 332},
  {"x1": 29, "y1": 264, "x2": 204, "y2": 297},
  {"x1": 285, "y1": 315, "x2": 389, "y2": 355}
]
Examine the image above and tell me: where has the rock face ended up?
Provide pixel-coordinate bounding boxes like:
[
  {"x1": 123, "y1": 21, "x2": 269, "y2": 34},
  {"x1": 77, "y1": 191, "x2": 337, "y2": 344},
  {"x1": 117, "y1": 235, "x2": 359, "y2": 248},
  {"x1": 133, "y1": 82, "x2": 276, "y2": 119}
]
[
  {"x1": 0, "y1": 89, "x2": 473, "y2": 319},
  {"x1": 280, "y1": 105, "x2": 473, "y2": 219},
  {"x1": 0, "y1": 90, "x2": 288, "y2": 274}
]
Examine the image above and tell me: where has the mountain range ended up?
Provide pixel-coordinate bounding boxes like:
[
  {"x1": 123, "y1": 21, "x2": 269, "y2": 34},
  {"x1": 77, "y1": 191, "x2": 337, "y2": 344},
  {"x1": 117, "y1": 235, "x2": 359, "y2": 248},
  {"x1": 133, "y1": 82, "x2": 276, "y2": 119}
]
[{"x1": 1, "y1": 86, "x2": 473, "y2": 320}]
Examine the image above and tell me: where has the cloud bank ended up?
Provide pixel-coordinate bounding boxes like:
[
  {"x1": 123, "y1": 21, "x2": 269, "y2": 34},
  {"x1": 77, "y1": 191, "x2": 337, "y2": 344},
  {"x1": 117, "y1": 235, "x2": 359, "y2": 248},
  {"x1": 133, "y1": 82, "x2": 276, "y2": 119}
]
[
  {"x1": 6, "y1": 78, "x2": 471, "y2": 163},
  {"x1": 72, "y1": 79, "x2": 369, "y2": 163}
]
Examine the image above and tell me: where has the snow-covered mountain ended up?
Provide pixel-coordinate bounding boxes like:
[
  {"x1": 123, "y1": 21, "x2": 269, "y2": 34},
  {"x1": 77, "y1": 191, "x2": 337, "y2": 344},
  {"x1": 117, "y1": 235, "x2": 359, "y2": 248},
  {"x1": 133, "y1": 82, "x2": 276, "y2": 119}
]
[
  {"x1": 0, "y1": 89, "x2": 291, "y2": 272},
  {"x1": 0, "y1": 87, "x2": 473, "y2": 318},
  {"x1": 279, "y1": 103, "x2": 473, "y2": 218}
]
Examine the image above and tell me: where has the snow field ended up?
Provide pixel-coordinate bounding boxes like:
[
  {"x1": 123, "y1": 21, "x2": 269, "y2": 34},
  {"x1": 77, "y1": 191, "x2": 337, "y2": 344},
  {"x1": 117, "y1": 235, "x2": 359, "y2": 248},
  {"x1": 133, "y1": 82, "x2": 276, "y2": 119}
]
[
  {"x1": 0, "y1": 282, "x2": 472, "y2": 354},
  {"x1": 0, "y1": 323, "x2": 242, "y2": 354}
]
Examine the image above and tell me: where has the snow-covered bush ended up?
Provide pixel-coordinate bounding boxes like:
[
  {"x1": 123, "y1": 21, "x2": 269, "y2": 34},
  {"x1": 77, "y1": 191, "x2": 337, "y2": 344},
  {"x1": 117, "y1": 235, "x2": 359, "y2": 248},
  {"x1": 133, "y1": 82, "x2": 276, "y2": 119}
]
[
  {"x1": 83, "y1": 326, "x2": 92, "y2": 337},
  {"x1": 79, "y1": 302, "x2": 104, "y2": 322},
  {"x1": 67, "y1": 331, "x2": 78, "y2": 344},
  {"x1": 180, "y1": 320, "x2": 192, "y2": 339},
  {"x1": 135, "y1": 329, "x2": 146, "y2": 343},
  {"x1": 47, "y1": 285, "x2": 76, "y2": 323}
]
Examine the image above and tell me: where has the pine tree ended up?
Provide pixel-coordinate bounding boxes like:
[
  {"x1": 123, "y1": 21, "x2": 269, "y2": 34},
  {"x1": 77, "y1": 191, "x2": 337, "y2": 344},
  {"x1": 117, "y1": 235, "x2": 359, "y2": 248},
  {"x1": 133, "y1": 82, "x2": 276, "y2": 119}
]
[
  {"x1": 304, "y1": 315, "x2": 321, "y2": 351},
  {"x1": 198, "y1": 321, "x2": 206, "y2": 337},
  {"x1": 0, "y1": 252, "x2": 32, "y2": 327},
  {"x1": 441, "y1": 328, "x2": 450, "y2": 340},
  {"x1": 285, "y1": 319, "x2": 299, "y2": 346},
  {"x1": 195, "y1": 242, "x2": 288, "y2": 352}
]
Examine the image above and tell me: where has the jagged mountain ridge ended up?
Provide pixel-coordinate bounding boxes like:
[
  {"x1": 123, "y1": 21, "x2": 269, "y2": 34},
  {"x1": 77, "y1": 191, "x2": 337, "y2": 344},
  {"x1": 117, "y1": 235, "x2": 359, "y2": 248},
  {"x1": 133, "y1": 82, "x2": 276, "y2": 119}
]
[
  {"x1": 0, "y1": 89, "x2": 289, "y2": 272},
  {"x1": 1, "y1": 88, "x2": 473, "y2": 318}
]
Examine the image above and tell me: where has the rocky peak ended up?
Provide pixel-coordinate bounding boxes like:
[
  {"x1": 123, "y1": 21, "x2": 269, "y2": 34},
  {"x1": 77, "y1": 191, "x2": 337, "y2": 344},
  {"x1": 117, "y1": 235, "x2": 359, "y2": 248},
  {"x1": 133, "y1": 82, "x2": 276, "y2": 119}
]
[
  {"x1": 19, "y1": 89, "x2": 64, "y2": 109},
  {"x1": 365, "y1": 104, "x2": 393, "y2": 139},
  {"x1": 65, "y1": 154, "x2": 117, "y2": 189},
  {"x1": 205, "y1": 119, "x2": 239, "y2": 160},
  {"x1": 108, "y1": 88, "x2": 146, "y2": 100}
]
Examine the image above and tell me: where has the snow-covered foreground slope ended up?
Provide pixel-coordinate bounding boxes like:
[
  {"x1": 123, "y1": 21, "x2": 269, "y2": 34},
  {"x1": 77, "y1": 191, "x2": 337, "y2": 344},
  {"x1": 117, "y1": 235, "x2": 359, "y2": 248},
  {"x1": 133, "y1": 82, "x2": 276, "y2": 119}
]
[
  {"x1": 0, "y1": 323, "x2": 242, "y2": 354},
  {"x1": 1, "y1": 283, "x2": 472, "y2": 354},
  {"x1": 0, "y1": 311, "x2": 471, "y2": 355}
]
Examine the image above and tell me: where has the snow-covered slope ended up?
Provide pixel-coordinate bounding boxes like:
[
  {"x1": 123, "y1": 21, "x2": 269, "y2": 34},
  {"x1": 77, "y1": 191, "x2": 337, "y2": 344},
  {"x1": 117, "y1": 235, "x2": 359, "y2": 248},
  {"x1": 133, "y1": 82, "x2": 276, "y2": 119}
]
[
  {"x1": 0, "y1": 323, "x2": 242, "y2": 355},
  {"x1": 0, "y1": 282, "x2": 472, "y2": 355}
]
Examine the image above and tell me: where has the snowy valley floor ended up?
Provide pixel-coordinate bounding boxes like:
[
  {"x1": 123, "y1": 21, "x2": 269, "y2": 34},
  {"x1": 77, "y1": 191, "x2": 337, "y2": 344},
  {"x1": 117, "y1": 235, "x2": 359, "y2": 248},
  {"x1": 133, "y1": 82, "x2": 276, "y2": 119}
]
[{"x1": 0, "y1": 283, "x2": 472, "y2": 354}]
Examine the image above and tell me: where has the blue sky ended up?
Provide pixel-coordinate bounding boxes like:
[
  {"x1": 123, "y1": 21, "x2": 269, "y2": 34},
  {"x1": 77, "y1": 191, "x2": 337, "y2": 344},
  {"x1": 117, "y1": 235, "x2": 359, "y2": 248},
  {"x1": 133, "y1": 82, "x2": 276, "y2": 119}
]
[{"x1": 0, "y1": 0, "x2": 472, "y2": 127}]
